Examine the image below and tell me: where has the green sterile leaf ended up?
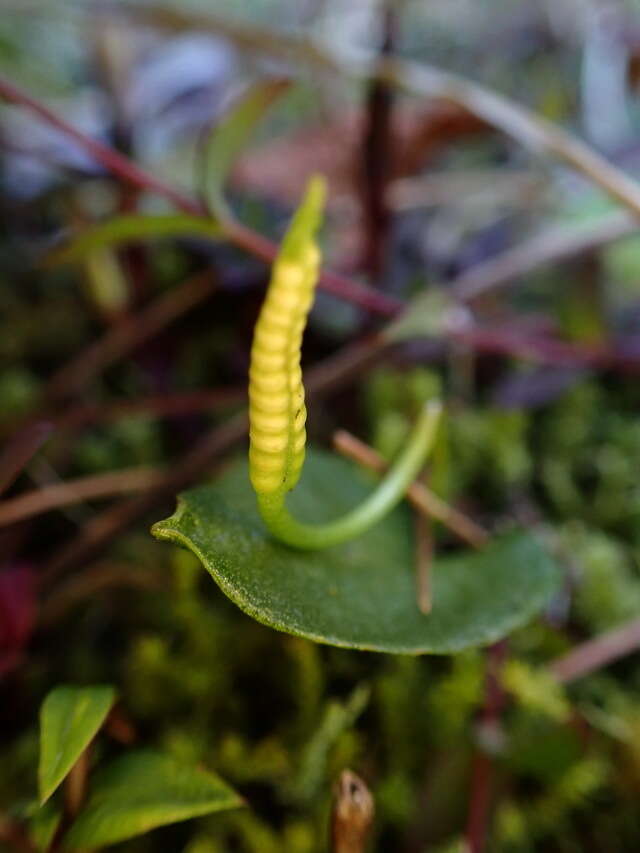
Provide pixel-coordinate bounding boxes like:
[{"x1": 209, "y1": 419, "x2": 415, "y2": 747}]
[
  {"x1": 47, "y1": 215, "x2": 221, "y2": 266},
  {"x1": 294, "y1": 683, "x2": 369, "y2": 801},
  {"x1": 202, "y1": 79, "x2": 289, "y2": 218},
  {"x1": 152, "y1": 449, "x2": 560, "y2": 654},
  {"x1": 38, "y1": 685, "x2": 116, "y2": 804},
  {"x1": 382, "y1": 288, "x2": 461, "y2": 343},
  {"x1": 64, "y1": 750, "x2": 243, "y2": 849},
  {"x1": 27, "y1": 802, "x2": 61, "y2": 852}
]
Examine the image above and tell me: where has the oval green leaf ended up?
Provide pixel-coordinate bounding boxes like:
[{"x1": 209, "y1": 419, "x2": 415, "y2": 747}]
[
  {"x1": 39, "y1": 685, "x2": 116, "y2": 804},
  {"x1": 152, "y1": 449, "x2": 561, "y2": 654},
  {"x1": 64, "y1": 750, "x2": 243, "y2": 850}
]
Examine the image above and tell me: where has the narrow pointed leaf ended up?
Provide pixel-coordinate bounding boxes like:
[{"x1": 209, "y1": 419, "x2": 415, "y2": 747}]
[
  {"x1": 64, "y1": 750, "x2": 243, "y2": 849},
  {"x1": 383, "y1": 288, "x2": 460, "y2": 343},
  {"x1": 152, "y1": 449, "x2": 561, "y2": 654},
  {"x1": 39, "y1": 685, "x2": 116, "y2": 804},
  {"x1": 202, "y1": 79, "x2": 289, "y2": 218},
  {"x1": 48, "y1": 214, "x2": 221, "y2": 266}
]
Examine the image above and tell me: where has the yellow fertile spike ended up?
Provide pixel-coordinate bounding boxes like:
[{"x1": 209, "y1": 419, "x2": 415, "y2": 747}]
[{"x1": 248, "y1": 178, "x2": 325, "y2": 498}]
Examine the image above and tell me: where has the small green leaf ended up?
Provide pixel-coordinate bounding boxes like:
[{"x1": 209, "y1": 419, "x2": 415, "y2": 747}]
[
  {"x1": 202, "y1": 79, "x2": 289, "y2": 218},
  {"x1": 294, "y1": 683, "x2": 369, "y2": 801},
  {"x1": 64, "y1": 750, "x2": 243, "y2": 849},
  {"x1": 152, "y1": 449, "x2": 560, "y2": 654},
  {"x1": 47, "y1": 214, "x2": 221, "y2": 266},
  {"x1": 383, "y1": 288, "x2": 461, "y2": 343},
  {"x1": 27, "y1": 801, "x2": 61, "y2": 852},
  {"x1": 38, "y1": 685, "x2": 116, "y2": 804}
]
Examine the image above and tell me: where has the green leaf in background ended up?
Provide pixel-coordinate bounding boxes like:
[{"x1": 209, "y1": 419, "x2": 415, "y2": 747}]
[
  {"x1": 293, "y1": 683, "x2": 370, "y2": 802},
  {"x1": 152, "y1": 449, "x2": 560, "y2": 654},
  {"x1": 202, "y1": 79, "x2": 289, "y2": 219},
  {"x1": 26, "y1": 801, "x2": 61, "y2": 852},
  {"x1": 64, "y1": 750, "x2": 243, "y2": 849},
  {"x1": 47, "y1": 214, "x2": 222, "y2": 266},
  {"x1": 38, "y1": 685, "x2": 116, "y2": 804},
  {"x1": 383, "y1": 288, "x2": 461, "y2": 343}
]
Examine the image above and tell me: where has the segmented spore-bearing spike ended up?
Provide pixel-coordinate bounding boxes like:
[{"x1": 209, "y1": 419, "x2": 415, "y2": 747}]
[{"x1": 248, "y1": 176, "x2": 325, "y2": 498}]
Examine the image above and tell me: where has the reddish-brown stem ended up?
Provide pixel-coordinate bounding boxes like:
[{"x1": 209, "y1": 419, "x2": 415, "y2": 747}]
[
  {"x1": 0, "y1": 75, "x2": 400, "y2": 318},
  {"x1": 360, "y1": 0, "x2": 395, "y2": 281},
  {"x1": 0, "y1": 77, "x2": 201, "y2": 214},
  {"x1": 53, "y1": 387, "x2": 245, "y2": 432},
  {"x1": 0, "y1": 816, "x2": 37, "y2": 853},
  {"x1": 0, "y1": 467, "x2": 162, "y2": 527},
  {"x1": 0, "y1": 422, "x2": 53, "y2": 495},
  {"x1": 43, "y1": 270, "x2": 216, "y2": 402},
  {"x1": 465, "y1": 641, "x2": 508, "y2": 853}
]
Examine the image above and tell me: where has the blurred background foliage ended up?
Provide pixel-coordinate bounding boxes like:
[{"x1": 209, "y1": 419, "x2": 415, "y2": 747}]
[{"x1": 4, "y1": 0, "x2": 640, "y2": 851}]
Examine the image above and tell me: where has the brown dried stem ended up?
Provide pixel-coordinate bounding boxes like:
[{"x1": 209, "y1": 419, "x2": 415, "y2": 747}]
[
  {"x1": 550, "y1": 618, "x2": 640, "y2": 685},
  {"x1": 43, "y1": 270, "x2": 216, "y2": 402},
  {"x1": 0, "y1": 422, "x2": 53, "y2": 495},
  {"x1": 414, "y1": 509, "x2": 434, "y2": 614},
  {"x1": 332, "y1": 429, "x2": 489, "y2": 549},
  {"x1": 0, "y1": 467, "x2": 163, "y2": 527}
]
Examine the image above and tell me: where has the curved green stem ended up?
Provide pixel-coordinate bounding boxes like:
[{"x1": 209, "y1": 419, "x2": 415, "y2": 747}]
[{"x1": 257, "y1": 402, "x2": 442, "y2": 549}]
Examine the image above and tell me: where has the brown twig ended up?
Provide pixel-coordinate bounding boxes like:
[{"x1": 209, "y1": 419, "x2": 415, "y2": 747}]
[
  {"x1": 330, "y1": 770, "x2": 374, "y2": 853},
  {"x1": 0, "y1": 422, "x2": 53, "y2": 495},
  {"x1": 0, "y1": 816, "x2": 37, "y2": 853},
  {"x1": 550, "y1": 618, "x2": 640, "y2": 685},
  {"x1": 0, "y1": 467, "x2": 163, "y2": 527},
  {"x1": 464, "y1": 641, "x2": 508, "y2": 853},
  {"x1": 40, "y1": 562, "x2": 160, "y2": 626},
  {"x1": 43, "y1": 270, "x2": 216, "y2": 402},
  {"x1": 414, "y1": 509, "x2": 433, "y2": 614},
  {"x1": 332, "y1": 430, "x2": 489, "y2": 549},
  {"x1": 53, "y1": 387, "x2": 246, "y2": 433}
]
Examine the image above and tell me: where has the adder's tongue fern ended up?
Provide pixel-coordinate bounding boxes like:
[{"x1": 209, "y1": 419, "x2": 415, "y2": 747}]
[{"x1": 249, "y1": 175, "x2": 441, "y2": 550}]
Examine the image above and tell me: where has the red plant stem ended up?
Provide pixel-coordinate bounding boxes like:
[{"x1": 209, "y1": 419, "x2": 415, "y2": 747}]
[
  {"x1": 7, "y1": 77, "x2": 640, "y2": 358},
  {"x1": 465, "y1": 641, "x2": 508, "y2": 853},
  {"x1": 453, "y1": 325, "x2": 640, "y2": 372},
  {"x1": 224, "y1": 220, "x2": 402, "y2": 316},
  {"x1": 0, "y1": 77, "x2": 201, "y2": 214},
  {"x1": 0, "y1": 75, "x2": 401, "y2": 318},
  {"x1": 53, "y1": 387, "x2": 246, "y2": 432},
  {"x1": 0, "y1": 422, "x2": 53, "y2": 496}
]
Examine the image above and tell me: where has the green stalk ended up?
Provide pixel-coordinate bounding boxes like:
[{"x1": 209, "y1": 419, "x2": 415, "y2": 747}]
[{"x1": 257, "y1": 402, "x2": 441, "y2": 549}]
